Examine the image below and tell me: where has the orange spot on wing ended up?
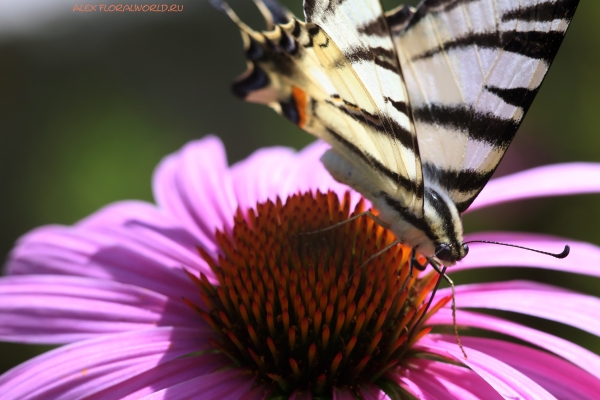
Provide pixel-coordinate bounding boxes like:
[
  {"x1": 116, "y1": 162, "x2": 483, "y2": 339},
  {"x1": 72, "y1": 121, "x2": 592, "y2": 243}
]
[{"x1": 292, "y1": 86, "x2": 308, "y2": 128}]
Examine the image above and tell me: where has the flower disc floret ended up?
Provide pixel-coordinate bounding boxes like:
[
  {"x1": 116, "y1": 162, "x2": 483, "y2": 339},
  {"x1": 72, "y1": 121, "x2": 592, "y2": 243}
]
[{"x1": 189, "y1": 190, "x2": 448, "y2": 396}]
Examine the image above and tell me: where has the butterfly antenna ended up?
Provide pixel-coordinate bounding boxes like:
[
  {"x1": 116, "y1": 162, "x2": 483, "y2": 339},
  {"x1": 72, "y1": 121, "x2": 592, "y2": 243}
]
[{"x1": 464, "y1": 240, "x2": 570, "y2": 259}]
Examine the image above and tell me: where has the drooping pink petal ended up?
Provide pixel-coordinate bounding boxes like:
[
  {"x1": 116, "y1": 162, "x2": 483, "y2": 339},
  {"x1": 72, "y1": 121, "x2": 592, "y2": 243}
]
[
  {"x1": 439, "y1": 280, "x2": 600, "y2": 336},
  {"x1": 139, "y1": 368, "x2": 256, "y2": 400},
  {"x1": 5, "y1": 225, "x2": 200, "y2": 301},
  {"x1": 398, "y1": 375, "x2": 429, "y2": 399},
  {"x1": 454, "y1": 336, "x2": 600, "y2": 400},
  {"x1": 428, "y1": 309, "x2": 600, "y2": 381},
  {"x1": 400, "y1": 373, "x2": 476, "y2": 400},
  {"x1": 468, "y1": 163, "x2": 600, "y2": 211},
  {"x1": 88, "y1": 355, "x2": 229, "y2": 400},
  {"x1": 398, "y1": 358, "x2": 502, "y2": 400},
  {"x1": 455, "y1": 232, "x2": 600, "y2": 277},
  {"x1": 412, "y1": 359, "x2": 503, "y2": 400},
  {"x1": 0, "y1": 275, "x2": 200, "y2": 343},
  {"x1": 0, "y1": 327, "x2": 219, "y2": 400},
  {"x1": 152, "y1": 136, "x2": 238, "y2": 242},
  {"x1": 415, "y1": 336, "x2": 555, "y2": 399},
  {"x1": 77, "y1": 200, "x2": 215, "y2": 271}
]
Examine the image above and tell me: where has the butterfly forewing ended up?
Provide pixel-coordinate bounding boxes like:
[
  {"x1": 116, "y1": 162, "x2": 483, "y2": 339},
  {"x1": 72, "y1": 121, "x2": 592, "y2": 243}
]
[{"x1": 389, "y1": 0, "x2": 579, "y2": 212}]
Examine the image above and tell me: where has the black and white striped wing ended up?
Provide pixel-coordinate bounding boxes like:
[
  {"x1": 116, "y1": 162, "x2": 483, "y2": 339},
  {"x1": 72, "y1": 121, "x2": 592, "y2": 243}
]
[
  {"x1": 217, "y1": 0, "x2": 427, "y2": 217},
  {"x1": 388, "y1": 0, "x2": 579, "y2": 212},
  {"x1": 305, "y1": 0, "x2": 424, "y2": 215}
]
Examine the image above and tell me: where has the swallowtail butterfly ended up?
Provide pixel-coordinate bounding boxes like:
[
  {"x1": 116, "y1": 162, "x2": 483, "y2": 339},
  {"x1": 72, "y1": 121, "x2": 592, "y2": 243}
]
[{"x1": 214, "y1": 0, "x2": 579, "y2": 265}]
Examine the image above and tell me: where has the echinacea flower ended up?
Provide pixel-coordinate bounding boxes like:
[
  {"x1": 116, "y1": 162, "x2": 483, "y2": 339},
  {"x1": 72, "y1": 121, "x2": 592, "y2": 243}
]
[{"x1": 1, "y1": 136, "x2": 600, "y2": 399}]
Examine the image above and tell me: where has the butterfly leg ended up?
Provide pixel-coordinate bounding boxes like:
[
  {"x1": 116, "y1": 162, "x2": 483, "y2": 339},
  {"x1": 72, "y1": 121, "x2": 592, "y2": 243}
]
[
  {"x1": 301, "y1": 209, "x2": 391, "y2": 235},
  {"x1": 410, "y1": 247, "x2": 428, "y2": 271},
  {"x1": 359, "y1": 238, "x2": 402, "y2": 269},
  {"x1": 410, "y1": 256, "x2": 467, "y2": 359},
  {"x1": 397, "y1": 247, "x2": 425, "y2": 296},
  {"x1": 363, "y1": 210, "x2": 391, "y2": 229},
  {"x1": 347, "y1": 238, "x2": 403, "y2": 282}
]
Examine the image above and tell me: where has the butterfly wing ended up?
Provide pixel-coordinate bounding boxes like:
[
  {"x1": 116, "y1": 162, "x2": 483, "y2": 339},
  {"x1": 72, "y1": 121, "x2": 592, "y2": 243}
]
[
  {"x1": 304, "y1": 0, "x2": 424, "y2": 215},
  {"x1": 216, "y1": 0, "x2": 425, "y2": 217},
  {"x1": 388, "y1": 0, "x2": 579, "y2": 212}
]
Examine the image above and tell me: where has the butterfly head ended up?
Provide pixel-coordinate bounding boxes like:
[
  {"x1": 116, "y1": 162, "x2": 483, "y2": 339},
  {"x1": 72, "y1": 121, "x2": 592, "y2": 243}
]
[
  {"x1": 434, "y1": 242, "x2": 469, "y2": 264},
  {"x1": 420, "y1": 187, "x2": 468, "y2": 265},
  {"x1": 376, "y1": 186, "x2": 468, "y2": 266}
]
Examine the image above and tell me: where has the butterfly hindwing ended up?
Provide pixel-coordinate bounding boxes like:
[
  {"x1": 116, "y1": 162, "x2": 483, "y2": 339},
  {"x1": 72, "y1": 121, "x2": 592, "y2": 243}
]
[
  {"x1": 388, "y1": 0, "x2": 579, "y2": 212},
  {"x1": 217, "y1": 0, "x2": 425, "y2": 217},
  {"x1": 305, "y1": 0, "x2": 424, "y2": 214}
]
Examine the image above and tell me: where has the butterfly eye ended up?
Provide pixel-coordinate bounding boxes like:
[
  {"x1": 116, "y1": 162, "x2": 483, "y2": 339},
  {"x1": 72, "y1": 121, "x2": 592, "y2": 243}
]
[
  {"x1": 435, "y1": 244, "x2": 452, "y2": 261},
  {"x1": 462, "y1": 243, "x2": 469, "y2": 257}
]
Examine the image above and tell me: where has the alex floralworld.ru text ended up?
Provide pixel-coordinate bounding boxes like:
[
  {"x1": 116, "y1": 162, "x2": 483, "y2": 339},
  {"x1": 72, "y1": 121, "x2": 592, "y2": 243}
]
[{"x1": 73, "y1": 4, "x2": 184, "y2": 12}]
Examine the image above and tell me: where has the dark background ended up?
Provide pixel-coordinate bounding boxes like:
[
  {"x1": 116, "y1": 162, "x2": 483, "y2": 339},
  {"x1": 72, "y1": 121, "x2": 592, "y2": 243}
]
[{"x1": 1, "y1": 0, "x2": 599, "y2": 375}]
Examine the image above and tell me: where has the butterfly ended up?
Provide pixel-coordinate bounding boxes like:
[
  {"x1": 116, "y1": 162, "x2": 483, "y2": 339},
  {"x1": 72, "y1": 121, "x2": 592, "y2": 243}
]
[{"x1": 213, "y1": 0, "x2": 579, "y2": 266}]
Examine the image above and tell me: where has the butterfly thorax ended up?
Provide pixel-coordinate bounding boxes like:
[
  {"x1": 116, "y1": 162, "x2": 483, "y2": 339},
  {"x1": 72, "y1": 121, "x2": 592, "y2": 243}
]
[
  {"x1": 375, "y1": 183, "x2": 467, "y2": 265},
  {"x1": 322, "y1": 148, "x2": 466, "y2": 265}
]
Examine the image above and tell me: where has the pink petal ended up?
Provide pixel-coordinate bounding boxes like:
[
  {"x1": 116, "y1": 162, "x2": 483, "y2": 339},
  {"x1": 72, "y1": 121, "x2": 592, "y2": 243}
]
[
  {"x1": 456, "y1": 336, "x2": 600, "y2": 400},
  {"x1": 0, "y1": 327, "x2": 218, "y2": 399},
  {"x1": 415, "y1": 337, "x2": 555, "y2": 399},
  {"x1": 0, "y1": 275, "x2": 200, "y2": 343},
  {"x1": 414, "y1": 359, "x2": 503, "y2": 400},
  {"x1": 440, "y1": 280, "x2": 600, "y2": 336},
  {"x1": 230, "y1": 146, "x2": 298, "y2": 210},
  {"x1": 278, "y1": 141, "x2": 356, "y2": 200},
  {"x1": 468, "y1": 163, "x2": 600, "y2": 212},
  {"x1": 139, "y1": 368, "x2": 256, "y2": 400},
  {"x1": 398, "y1": 359, "x2": 502, "y2": 400},
  {"x1": 77, "y1": 200, "x2": 214, "y2": 274},
  {"x1": 455, "y1": 232, "x2": 600, "y2": 277},
  {"x1": 151, "y1": 147, "x2": 218, "y2": 248},
  {"x1": 88, "y1": 355, "x2": 229, "y2": 400},
  {"x1": 152, "y1": 136, "x2": 238, "y2": 243},
  {"x1": 398, "y1": 375, "x2": 428, "y2": 399},
  {"x1": 5, "y1": 225, "x2": 200, "y2": 301},
  {"x1": 231, "y1": 140, "x2": 364, "y2": 212},
  {"x1": 400, "y1": 374, "x2": 469, "y2": 400},
  {"x1": 428, "y1": 309, "x2": 600, "y2": 381}
]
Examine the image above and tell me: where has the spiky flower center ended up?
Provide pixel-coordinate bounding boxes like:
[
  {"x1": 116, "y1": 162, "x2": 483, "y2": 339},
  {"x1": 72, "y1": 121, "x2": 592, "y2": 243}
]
[{"x1": 190, "y1": 191, "x2": 447, "y2": 396}]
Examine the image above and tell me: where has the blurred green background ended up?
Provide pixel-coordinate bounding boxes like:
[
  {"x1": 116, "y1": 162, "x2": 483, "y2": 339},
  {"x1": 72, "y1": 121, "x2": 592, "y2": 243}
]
[{"x1": 1, "y1": 0, "x2": 599, "y2": 375}]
